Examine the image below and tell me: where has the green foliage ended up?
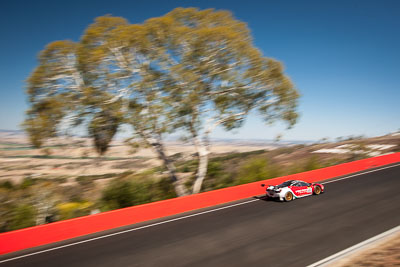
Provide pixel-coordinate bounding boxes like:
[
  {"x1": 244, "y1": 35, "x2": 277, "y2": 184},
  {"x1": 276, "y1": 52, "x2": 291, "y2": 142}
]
[
  {"x1": 0, "y1": 181, "x2": 14, "y2": 190},
  {"x1": 76, "y1": 173, "x2": 118, "y2": 187},
  {"x1": 154, "y1": 177, "x2": 177, "y2": 200},
  {"x1": 185, "y1": 150, "x2": 334, "y2": 191},
  {"x1": 23, "y1": 57, "x2": 74, "y2": 147},
  {"x1": 213, "y1": 150, "x2": 266, "y2": 161},
  {"x1": 303, "y1": 156, "x2": 321, "y2": 171},
  {"x1": 181, "y1": 150, "x2": 277, "y2": 192},
  {"x1": 101, "y1": 176, "x2": 176, "y2": 210},
  {"x1": 177, "y1": 159, "x2": 198, "y2": 173},
  {"x1": 57, "y1": 202, "x2": 93, "y2": 221},
  {"x1": 325, "y1": 157, "x2": 347, "y2": 167},
  {"x1": 176, "y1": 150, "x2": 267, "y2": 174},
  {"x1": 76, "y1": 176, "x2": 94, "y2": 187},
  {"x1": 101, "y1": 179, "x2": 133, "y2": 209},
  {"x1": 236, "y1": 158, "x2": 276, "y2": 184},
  {"x1": 206, "y1": 161, "x2": 223, "y2": 178},
  {"x1": 7, "y1": 204, "x2": 36, "y2": 231},
  {"x1": 201, "y1": 160, "x2": 234, "y2": 190},
  {"x1": 89, "y1": 110, "x2": 122, "y2": 156},
  {"x1": 20, "y1": 177, "x2": 35, "y2": 189}
]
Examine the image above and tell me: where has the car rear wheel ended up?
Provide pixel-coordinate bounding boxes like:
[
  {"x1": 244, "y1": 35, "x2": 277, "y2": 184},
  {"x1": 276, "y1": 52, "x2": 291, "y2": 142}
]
[
  {"x1": 284, "y1": 192, "x2": 293, "y2": 202},
  {"x1": 314, "y1": 185, "x2": 322, "y2": 195}
]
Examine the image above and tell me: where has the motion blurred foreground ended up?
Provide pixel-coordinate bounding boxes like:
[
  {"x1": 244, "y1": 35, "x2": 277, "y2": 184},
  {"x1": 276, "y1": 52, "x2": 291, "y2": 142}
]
[{"x1": 0, "y1": 129, "x2": 399, "y2": 233}]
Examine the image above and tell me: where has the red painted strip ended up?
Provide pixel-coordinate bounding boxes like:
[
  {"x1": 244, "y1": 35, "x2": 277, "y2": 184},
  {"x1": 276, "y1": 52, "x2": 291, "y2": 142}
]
[{"x1": 0, "y1": 153, "x2": 399, "y2": 255}]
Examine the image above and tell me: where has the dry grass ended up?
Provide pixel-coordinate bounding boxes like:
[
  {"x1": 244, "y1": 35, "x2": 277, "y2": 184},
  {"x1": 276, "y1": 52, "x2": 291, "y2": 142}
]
[{"x1": 329, "y1": 231, "x2": 400, "y2": 267}]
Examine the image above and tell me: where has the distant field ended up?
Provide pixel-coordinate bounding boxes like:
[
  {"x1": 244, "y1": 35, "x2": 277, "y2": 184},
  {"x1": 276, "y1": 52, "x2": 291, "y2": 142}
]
[
  {"x1": 0, "y1": 134, "x2": 279, "y2": 184},
  {"x1": 0, "y1": 132, "x2": 398, "y2": 185}
]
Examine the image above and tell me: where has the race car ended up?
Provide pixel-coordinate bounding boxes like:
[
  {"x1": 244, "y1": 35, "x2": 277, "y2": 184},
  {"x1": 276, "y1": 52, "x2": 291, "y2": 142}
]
[{"x1": 261, "y1": 180, "x2": 324, "y2": 202}]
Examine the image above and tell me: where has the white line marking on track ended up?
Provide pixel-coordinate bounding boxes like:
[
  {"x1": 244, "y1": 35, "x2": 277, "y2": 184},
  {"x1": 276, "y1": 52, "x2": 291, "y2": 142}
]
[
  {"x1": 307, "y1": 224, "x2": 400, "y2": 267},
  {"x1": 0, "y1": 199, "x2": 259, "y2": 264},
  {"x1": 1, "y1": 162, "x2": 399, "y2": 263},
  {"x1": 320, "y1": 163, "x2": 400, "y2": 185}
]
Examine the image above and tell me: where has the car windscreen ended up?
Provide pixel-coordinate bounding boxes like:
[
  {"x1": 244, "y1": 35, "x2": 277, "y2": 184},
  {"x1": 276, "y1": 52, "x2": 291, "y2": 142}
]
[{"x1": 277, "y1": 181, "x2": 294, "y2": 188}]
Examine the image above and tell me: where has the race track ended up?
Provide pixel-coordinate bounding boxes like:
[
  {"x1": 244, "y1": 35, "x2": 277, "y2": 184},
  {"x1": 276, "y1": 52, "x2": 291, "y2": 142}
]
[{"x1": 1, "y1": 164, "x2": 400, "y2": 267}]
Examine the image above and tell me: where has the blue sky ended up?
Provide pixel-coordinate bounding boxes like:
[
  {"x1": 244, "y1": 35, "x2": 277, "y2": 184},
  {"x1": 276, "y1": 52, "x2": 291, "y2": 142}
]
[{"x1": 1, "y1": 0, "x2": 399, "y2": 141}]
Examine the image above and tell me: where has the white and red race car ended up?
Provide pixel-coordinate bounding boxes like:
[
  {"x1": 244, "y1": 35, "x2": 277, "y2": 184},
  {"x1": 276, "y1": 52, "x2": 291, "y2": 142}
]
[{"x1": 261, "y1": 180, "x2": 324, "y2": 201}]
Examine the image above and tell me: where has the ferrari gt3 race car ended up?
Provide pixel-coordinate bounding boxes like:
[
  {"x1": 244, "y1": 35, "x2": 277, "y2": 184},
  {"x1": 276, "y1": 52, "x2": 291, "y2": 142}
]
[{"x1": 261, "y1": 180, "x2": 324, "y2": 202}]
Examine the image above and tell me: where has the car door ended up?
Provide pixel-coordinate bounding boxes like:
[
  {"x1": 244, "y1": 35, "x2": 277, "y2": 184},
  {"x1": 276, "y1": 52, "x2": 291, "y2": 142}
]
[{"x1": 291, "y1": 182, "x2": 312, "y2": 197}]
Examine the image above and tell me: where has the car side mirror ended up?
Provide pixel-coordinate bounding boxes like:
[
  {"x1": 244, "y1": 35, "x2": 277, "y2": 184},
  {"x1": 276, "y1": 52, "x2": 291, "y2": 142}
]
[{"x1": 261, "y1": 184, "x2": 265, "y2": 187}]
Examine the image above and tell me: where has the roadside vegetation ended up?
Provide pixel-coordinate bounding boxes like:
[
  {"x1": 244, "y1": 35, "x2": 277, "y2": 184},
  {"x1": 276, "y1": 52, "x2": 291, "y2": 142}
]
[{"x1": 1, "y1": 139, "x2": 388, "y2": 233}]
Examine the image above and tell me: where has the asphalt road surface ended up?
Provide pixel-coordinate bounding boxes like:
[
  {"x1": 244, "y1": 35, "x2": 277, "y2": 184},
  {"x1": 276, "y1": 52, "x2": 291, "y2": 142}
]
[{"x1": 2, "y1": 164, "x2": 400, "y2": 267}]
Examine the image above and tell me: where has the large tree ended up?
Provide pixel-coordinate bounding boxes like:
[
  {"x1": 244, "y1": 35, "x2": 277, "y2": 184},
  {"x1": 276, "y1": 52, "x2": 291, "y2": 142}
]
[
  {"x1": 137, "y1": 8, "x2": 300, "y2": 193},
  {"x1": 77, "y1": 16, "x2": 189, "y2": 196},
  {"x1": 24, "y1": 8, "x2": 299, "y2": 197},
  {"x1": 23, "y1": 41, "x2": 81, "y2": 147}
]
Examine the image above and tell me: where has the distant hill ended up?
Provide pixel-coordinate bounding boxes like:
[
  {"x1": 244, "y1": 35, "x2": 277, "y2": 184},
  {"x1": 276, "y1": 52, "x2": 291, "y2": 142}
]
[
  {"x1": 0, "y1": 129, "x2": 26, "y2": 138},
  {"x1": 0, "y1": 129, "x2": 24, "y2": 134}
]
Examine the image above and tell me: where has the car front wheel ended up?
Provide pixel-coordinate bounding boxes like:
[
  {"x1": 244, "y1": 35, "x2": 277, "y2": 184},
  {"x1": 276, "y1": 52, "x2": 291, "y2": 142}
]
[
  {"x1": 284, "y1": 192, "x2": 293, "y2": 202},
  {"x1": 314, "y1": 185, "x2": 322, "y2": 195}
]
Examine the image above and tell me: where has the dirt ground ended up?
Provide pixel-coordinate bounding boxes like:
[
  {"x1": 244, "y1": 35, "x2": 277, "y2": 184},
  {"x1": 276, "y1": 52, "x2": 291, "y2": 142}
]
[{"x1": 328, "y1": 230, "x2": 400, "y2": 267}]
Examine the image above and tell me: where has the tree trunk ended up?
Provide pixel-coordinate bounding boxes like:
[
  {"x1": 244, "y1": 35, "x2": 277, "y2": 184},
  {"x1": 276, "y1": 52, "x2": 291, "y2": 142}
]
[
  {"x1": 190, "y1": 113, "x2": 246, "y2": 194},
  {"x1": 34, "y1": 192, "x2": 53, "y2": 225},
  {"x1": 192, "y1": 134, "x2": 209, "y2": 194},
  {"x1": 150, "y1": 138, "x2": 189, "y2": 197}
]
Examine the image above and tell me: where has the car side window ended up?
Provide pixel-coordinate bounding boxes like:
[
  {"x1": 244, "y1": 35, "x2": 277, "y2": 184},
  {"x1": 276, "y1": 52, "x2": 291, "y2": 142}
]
[{"x1": 299, "y1": 182, "x2": 309, "y2": 186}]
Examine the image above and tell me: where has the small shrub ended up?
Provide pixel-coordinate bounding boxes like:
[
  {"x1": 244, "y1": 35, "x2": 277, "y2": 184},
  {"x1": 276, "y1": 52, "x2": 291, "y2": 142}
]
[
  {"x1": 57, "y1": 202, "x2": 93, "y2": 220},
  {"x1": 151, "y1": 178, "x2": 177, "y2": 201},
  {"x1": 200, "y1": 160, "x2": 229, "y2": 191},
  {"x1": 76, "y1": 176, "x2": 94, "y2": 186},
  {"x1": 20, "y1": 177, "x2": 35, "y2": 189},
  {"x1": 236, "y1": 158, "x2": 274, "y2": 184},
  {"x1": 0, "y1": 181, "x2": 14, "y2": 190},
  {"x1": 303, "y1": 156, "x2": 321, "y2": 171},
  {"x1": 178, "y1": 160, "x2": 198, "y2": 173},
  {"x1": 7, "y1": 204, "x2": 36, "y2": 231},
  {"x1": 100, "y1": 176, "x2": 177, "y2": 211},
  {"x1": 101, "y1": 179, "x2": 136, "y2": 210}
]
